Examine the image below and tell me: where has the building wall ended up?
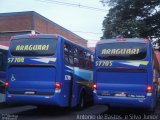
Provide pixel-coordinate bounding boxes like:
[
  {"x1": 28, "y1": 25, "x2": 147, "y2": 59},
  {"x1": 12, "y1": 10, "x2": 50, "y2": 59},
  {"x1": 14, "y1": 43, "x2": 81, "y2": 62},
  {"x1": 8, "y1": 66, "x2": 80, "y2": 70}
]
[
  {"x1": 0, "y1": 15, "x2": 32, "y2": 32},
  {"x1": 34, "y1": 15, "x2": 87, "y2": 46},
  {"x1": 0, "y1": 14, "x2": 33, "y2": 41},
  {"x1": 89, "y1": 47, "x2": 95, "y2": 51},
  {"x1": 0, "y1": 32, "x2": 33, "y2": 41},
  {"x1": 0, "y1": 11, "x2": 87, "y2": 46}
]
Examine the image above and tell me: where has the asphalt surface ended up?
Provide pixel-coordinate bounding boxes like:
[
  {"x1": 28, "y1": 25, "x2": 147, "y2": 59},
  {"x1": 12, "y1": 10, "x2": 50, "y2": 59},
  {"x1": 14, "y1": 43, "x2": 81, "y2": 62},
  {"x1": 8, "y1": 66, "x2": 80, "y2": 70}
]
[
  {"x1": 0, "y1": 101, "x2": 160, "y2": 120},
  {"x1": 0, "y1": 104, "x2": 107, "y2": 120}
]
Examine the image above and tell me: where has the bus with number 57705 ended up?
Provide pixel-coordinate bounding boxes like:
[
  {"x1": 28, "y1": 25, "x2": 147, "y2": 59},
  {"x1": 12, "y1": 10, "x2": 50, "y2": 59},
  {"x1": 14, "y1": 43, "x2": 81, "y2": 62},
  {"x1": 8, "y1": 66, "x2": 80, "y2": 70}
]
[{"x1": 93, "y1": 38, "x2": 160, "y2": 112}]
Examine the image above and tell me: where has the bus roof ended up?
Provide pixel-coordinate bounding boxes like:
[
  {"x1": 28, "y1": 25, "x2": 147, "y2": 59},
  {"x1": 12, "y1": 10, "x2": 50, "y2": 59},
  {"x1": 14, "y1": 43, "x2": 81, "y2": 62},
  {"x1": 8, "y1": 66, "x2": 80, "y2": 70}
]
[
  {"x1": 11, "y1": 34, "x2": 58, "y2": 39},
  {"x1": 97, "y1": 38, "x2": 149, "y2": 45},
  {"x1": 10, "y1": 34, "x2": 93, "y2": 54}
]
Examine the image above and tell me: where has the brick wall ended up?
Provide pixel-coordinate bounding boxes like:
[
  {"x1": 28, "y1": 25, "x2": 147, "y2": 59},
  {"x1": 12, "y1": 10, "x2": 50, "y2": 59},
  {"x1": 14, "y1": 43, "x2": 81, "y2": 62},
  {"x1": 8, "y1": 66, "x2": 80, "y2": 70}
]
[
  {"x1": 0, "y1": 15, "x2": 32, "y2": 32},
  {"x1": 0, "y1": 12, "x2": 87, "y2": 46},
  {"x1": 89, "y1": 47, "x2": 95, "y2": 51},
  {"x1": 34, "y1": 15, "x2": 87, "y2": 46}
]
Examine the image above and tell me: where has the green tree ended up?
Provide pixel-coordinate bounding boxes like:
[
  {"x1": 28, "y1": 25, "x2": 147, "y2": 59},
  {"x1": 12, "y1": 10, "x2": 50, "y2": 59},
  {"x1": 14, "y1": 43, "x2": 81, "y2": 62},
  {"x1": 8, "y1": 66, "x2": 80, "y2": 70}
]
[{"x1": 102, "y1": 0, "x2": 160, "y2": 39}]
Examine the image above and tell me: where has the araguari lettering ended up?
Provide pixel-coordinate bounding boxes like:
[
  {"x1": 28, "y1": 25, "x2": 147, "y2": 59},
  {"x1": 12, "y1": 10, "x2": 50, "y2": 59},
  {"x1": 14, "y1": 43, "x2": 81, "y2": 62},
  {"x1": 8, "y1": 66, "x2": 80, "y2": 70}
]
[
  {"x1": 16, "y1": 45, "x2": 49, "y2": 51},
  {"x1": 101, "y1": 49, "x2": 140, "y2": 55}
]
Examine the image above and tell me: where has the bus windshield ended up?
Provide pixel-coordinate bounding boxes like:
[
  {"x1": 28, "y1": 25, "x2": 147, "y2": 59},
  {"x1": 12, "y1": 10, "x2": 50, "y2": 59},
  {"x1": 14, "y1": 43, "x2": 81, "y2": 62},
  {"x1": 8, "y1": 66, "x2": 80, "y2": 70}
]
[
  {"x1": 10, "y1": 38, "x2": 57, "y2": 56},
  {"x1": 97, "y1": 42, "x2": 147, "y2": 60}
]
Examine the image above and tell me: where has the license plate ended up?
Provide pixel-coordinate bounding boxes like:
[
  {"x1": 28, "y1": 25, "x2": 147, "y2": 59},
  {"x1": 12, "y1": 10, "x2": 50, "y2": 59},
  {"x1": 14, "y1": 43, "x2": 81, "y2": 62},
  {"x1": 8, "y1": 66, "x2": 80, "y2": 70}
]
[
  {"x1": 115, "y1": 92, "x2": 126, "y2": 97},
  {"x1": 24, "y1": 91, "x2": 35, "y2": 95}
]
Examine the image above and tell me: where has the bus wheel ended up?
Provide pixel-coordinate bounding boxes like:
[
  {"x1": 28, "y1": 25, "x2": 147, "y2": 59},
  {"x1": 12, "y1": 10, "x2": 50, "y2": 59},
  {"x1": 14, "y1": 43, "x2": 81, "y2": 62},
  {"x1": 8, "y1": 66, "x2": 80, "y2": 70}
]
[{"x1": 77, "y1": 93, "x2": 85, "y2": 110}]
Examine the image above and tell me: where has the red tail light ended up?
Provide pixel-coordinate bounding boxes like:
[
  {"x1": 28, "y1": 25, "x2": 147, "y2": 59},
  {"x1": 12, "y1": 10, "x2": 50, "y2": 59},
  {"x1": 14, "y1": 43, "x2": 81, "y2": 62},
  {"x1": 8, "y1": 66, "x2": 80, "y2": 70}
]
[
  {"x1": 92, "y1": 83, "x2": 97, "y2": 89},
  {"x1": 5, "y1": 81, "x2": 9, "y2": 87},
  {"x1": 146, "y1": 85, "x2": 152, "y2": 92},
  {"x1": 55, "y1": 82, "x2": 61, "y2": 89}
]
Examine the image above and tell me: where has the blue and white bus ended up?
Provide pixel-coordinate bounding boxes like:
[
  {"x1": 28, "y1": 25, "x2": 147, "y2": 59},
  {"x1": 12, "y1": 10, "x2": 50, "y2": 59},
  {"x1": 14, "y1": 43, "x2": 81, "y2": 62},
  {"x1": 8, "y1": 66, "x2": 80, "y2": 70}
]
[
  {"x1": 6, "y1": 34, "x2": 94, "y2": 109},
  {"x1": 93, "y1": 38, "x2": 160, "y2": 112}
]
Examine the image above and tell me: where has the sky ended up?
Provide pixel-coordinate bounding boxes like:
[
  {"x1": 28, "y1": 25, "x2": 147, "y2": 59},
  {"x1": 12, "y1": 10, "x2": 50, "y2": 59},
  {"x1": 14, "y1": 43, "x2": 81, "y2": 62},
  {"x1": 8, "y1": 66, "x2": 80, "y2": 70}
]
[{"x1": 1, "y1": 0, "x2": 109, "y2": 47}]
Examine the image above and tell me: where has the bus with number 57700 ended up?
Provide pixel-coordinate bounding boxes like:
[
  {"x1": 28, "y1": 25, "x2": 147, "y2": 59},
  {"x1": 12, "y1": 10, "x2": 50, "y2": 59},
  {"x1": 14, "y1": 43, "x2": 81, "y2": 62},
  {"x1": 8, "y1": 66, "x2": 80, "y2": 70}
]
[{"x1": 5, "y1": 34, "x2": 94, "y2": 109}]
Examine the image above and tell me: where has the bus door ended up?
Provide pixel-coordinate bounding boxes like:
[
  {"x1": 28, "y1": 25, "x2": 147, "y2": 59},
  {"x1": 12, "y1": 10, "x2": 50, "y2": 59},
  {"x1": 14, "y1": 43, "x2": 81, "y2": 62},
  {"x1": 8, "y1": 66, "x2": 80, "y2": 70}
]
[
  {"x1": 71, "y1": 66, "x2": 79, "y2": 107},
  {"x1": 64, "y1": 43, "x2": 78, "y2": 107},
  {"x1": 66, "y1": 66, "x2": 80, "y2": 108}
]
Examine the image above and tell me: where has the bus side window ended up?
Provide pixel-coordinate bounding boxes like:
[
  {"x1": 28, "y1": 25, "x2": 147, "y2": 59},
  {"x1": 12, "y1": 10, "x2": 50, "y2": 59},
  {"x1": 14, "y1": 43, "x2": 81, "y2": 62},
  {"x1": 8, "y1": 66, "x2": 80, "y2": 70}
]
[
  {"x1": 69, "y1": 45, "x2": 74, "y2": 66},
  {"x1": 91, "y1": 55, "x2": 94, "y2": 69},
  {"x1": 85, "y1": 52, "x2": 91, "y2": 69},
  {"x1": 64, "y1": 42, "x2": 74, "y2": 66},
  {"x1": 64, "y1": 43, "x2": 69, "y2": 64},
  {"x1": 73, "y1": 48, "x2": 79, "y2": 67},
  {"x1": 78, "y1": 50, "x2": 85, "y2": 68}
]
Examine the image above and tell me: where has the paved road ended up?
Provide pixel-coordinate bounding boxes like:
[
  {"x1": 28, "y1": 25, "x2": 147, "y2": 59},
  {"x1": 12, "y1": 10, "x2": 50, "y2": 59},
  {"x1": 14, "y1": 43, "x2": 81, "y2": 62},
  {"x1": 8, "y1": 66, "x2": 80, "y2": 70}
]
[
  {"x1": 0, "y1": 104, "x2": 108, "y2": 120},
  {"x1": 102, "y1": 103, "x2": 160, "y2": 120},
  {"x1": 0, "y1": 102, "x2": 160, "y2": 120}
]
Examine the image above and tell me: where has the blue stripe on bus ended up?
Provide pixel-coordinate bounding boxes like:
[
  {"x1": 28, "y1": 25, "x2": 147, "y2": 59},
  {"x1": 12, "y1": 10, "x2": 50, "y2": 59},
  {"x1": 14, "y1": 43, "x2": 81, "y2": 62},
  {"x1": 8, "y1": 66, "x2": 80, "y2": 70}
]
[{"x1": 66, "y1": 66, "x2": 93, "y2": 81}]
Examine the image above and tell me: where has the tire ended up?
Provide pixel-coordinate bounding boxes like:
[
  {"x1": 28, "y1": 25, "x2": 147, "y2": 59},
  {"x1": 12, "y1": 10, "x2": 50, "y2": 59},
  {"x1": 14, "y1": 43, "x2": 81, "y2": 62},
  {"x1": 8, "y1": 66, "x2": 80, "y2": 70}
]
[{"x1": 77, "y1": 93, "x2": 85, "y2": 110}]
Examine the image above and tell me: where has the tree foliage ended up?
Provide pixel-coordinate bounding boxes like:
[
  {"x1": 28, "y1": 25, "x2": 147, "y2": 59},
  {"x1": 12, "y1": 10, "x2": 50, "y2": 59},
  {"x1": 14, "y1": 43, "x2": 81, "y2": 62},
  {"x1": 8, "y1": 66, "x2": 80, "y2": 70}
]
[{"x1": 102, "y1": 0, "x2": 160, "y2": 39}]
